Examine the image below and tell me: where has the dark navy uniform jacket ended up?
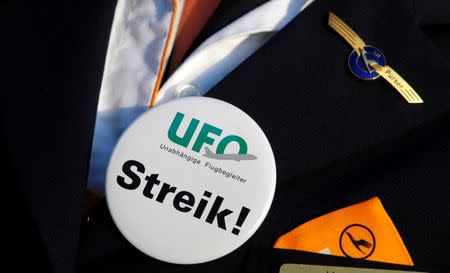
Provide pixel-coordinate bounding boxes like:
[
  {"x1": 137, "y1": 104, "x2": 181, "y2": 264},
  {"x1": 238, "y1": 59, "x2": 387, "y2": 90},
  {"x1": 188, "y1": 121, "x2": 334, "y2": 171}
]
[{"x1": 1, "y1": 0, "x2": 449, "y2": 272}]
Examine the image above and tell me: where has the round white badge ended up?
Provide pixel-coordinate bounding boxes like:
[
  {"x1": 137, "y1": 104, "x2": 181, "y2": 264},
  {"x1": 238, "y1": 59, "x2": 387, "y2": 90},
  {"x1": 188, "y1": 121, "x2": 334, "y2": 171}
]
[{"x1": 106, "y1": 97, "x2": 276, "y2": 264}]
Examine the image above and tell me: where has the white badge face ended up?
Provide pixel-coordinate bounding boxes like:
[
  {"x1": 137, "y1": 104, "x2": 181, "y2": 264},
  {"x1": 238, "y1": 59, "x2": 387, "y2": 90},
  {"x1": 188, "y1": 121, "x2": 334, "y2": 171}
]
[{"x1": 106, "y1": 97, "x2": 276, "y2": 264}]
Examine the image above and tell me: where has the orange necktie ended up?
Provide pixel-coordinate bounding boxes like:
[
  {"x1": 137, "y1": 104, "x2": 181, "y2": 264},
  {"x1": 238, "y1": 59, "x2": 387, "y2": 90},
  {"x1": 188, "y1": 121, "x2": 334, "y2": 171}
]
[{"x1": 168, "y1": 0, "x2": 222, "y2": 74}]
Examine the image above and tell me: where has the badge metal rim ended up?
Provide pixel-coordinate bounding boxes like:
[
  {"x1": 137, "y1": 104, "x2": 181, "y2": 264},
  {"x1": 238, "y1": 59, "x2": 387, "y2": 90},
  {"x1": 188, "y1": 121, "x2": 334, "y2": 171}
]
[{"x1": 347, "y1": 45, "x2": 386, "y2": 81}]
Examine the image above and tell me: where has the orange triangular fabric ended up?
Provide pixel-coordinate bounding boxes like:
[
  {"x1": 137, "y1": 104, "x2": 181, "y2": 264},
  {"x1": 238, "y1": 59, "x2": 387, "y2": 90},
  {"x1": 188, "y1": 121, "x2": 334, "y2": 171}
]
[{"x1": 274, "y1": 197, "x2": 413, "y2": 266}]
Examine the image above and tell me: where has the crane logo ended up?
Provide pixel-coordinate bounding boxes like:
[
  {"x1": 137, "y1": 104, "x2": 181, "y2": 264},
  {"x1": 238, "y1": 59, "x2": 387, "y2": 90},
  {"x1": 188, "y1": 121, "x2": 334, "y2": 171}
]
[{"x1": 339, "y1": 224, "x2": 376, "y2": 259}]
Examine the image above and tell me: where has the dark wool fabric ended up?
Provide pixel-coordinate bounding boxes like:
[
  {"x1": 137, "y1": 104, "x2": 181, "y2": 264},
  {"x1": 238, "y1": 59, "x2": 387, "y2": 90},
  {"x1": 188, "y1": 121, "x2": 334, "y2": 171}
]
[{"x1": 1, "y1": 0, "x2": 449, "y2": 272}]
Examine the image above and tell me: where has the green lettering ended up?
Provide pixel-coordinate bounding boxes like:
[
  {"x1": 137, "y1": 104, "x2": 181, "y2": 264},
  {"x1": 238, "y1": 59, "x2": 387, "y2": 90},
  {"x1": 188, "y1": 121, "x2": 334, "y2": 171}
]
[
  {"x1": 167, "y1": 112, "x2": 199, "y2": 148},
  {"x1": 216, "y1": 135, "x2": 247, "y2": 154},
  {"x1": 192, "y1": 123, "x2": 222, "y2": 152}
]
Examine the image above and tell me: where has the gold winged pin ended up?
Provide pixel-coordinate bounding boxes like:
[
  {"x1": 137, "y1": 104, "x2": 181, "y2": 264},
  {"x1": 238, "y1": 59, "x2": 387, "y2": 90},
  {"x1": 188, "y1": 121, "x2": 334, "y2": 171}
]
[{"x1": 328, "y1": 12, "x2": 423, "y2": 104}]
